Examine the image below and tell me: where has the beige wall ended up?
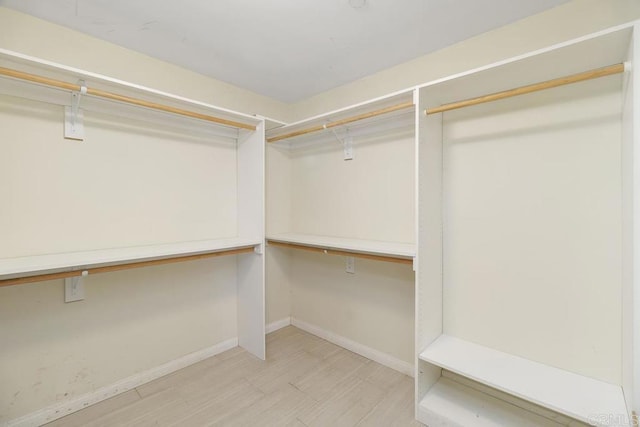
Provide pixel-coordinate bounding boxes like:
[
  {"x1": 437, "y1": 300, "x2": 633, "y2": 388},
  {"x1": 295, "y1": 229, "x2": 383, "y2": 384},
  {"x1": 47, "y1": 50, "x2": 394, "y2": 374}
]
[
  {"x1": 289, "y1": 0, "x2": 640, "y2": 121},
  {"x1": 0, "y1": 258, "x2": 238, "y2": 423},
  {"x1": 0, "y1": 7, "x2": 289, "y2": 121}
]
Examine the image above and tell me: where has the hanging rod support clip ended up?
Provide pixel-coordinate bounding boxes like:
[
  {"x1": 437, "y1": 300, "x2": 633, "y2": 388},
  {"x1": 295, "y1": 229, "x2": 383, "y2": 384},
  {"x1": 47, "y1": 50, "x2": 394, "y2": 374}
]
[
  {"x1": 327, "y1": 126, "x2": 354, "y2": 161},
  {"x1": 65, "y1": 80, "x2": 87, "y2": 141}
]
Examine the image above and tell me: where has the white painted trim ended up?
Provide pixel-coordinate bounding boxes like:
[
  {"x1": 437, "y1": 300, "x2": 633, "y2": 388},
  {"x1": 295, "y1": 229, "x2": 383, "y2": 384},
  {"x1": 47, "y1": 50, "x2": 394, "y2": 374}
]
[
  {"x1": 6, "y1": 337, "x2": 238, "y2": 427},
  {"x1": 291, "y1": 317, "x2": 414, "y2": 377},
  {"x1": 253, "y1": 114, "x2": 287, "y2": 127},
  {"x1": 633, "y1": 21, "x2": 640, "y2": 417},
  {"x1": 266, "y1": 317, "x2": 292, "y2": 334}
]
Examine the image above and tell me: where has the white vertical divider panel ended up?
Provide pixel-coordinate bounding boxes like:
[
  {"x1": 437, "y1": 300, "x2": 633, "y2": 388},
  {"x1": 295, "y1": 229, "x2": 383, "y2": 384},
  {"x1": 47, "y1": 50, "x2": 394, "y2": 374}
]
[
  {"x1": 237, "y1": 121, "x2": 266, "y2": 360},
  {"x1": 631, "y1": 23, "x2": 640, "y2": 417},
  {"x1": 622, "y1": 25, "x2": 635, "y2": 418},
  {"x1": 415, "y1": 87, "x2": 444, "y2": 416}
]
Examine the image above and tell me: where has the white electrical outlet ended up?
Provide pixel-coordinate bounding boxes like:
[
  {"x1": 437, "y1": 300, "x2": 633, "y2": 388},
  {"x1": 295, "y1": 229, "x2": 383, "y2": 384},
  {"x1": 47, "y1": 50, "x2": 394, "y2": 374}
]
[
  {"x1": 346, "y1": 256, "x2": 355, "y2": 274},
  {"x1": 65, "y1": 272, "x2": 87, "y2": 302}
]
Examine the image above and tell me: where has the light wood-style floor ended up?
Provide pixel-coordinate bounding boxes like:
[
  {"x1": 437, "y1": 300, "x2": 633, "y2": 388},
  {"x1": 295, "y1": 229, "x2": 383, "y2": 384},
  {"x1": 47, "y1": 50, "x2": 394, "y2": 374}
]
[{"x1": 46, "y1": 326, "x2": 422, "y2": 426}]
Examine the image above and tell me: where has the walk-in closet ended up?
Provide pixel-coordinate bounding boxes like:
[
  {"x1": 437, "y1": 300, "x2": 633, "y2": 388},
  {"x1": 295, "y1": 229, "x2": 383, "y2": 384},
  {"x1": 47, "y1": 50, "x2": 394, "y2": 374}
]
[{"x1": 1, "y1": 2, "x2": 639, "y2": 426}]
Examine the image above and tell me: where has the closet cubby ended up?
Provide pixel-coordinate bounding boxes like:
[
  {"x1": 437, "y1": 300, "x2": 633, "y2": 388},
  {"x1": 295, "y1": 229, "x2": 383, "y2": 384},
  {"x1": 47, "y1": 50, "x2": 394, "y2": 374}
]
[
  {"x1": 266, "y1": 91, "x2": 417, "y2": 262},
  {"x1": 265, "y1": 91, "x2": 418, "y2": 372},
  {"x1": 415, "y1": 24, "x2": 638, "y2": 425},
  {"x1": 0, "y1": 50, "x2": 266, "y2": 359}
]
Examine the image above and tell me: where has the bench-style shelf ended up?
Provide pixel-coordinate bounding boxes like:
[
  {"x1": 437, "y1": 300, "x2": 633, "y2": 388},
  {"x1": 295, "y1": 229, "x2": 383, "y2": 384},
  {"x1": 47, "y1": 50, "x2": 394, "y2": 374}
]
[
  {"x1": 419, "y1": 334, "x2": 628, "y2": 424},
  {"x1": 0, "y1": 237, "x2": 261, "y2": 284},
  {"x1": 266, "y1": 233, "x2": 415, "y2": 265}
]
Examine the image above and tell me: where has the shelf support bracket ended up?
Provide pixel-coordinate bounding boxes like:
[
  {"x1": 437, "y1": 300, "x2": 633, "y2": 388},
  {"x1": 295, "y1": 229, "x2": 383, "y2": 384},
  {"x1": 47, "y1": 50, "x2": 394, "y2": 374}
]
[
  {"x1": 64, "y1": 270, "x2": 88, "y2": 303},
  {"x1": 254, "y1": 243, "x2": 264, "y2": 255},
  {"x1": 326, "y1": 126, "x2": 354, "y2": 161},
  {"x1": 64, "y1": 80, "x2": 87, "y2": 141}
]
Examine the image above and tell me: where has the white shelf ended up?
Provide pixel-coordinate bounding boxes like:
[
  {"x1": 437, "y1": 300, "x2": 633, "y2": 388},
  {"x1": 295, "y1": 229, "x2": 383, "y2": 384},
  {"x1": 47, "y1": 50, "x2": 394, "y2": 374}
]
[
  {"x1": 266, "y1": 232, "x2": 415, "y2": 259},
  {"x1": 418, "y1": 377, "x2": 565, "y2": 427},
  {"x1": 418, "y1": 25, "x2": 631, "y2": 109},
  {"x1": 419, "y1": 334, "x2": 628, "y2": 424},
  {"x1": 0, "y1": 237, "x2": 261, "y2": 279},
  {"x1": 0, "y1": 48, "x2": 262, "y2": 128},
  {"x1": 265, "y1": 91, "x2": 415, "y2": 145}
]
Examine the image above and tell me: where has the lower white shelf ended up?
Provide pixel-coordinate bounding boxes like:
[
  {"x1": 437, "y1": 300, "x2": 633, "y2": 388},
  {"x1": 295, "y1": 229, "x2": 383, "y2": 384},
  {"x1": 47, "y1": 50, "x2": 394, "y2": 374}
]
[
  {"x1": 266, "y1": 232, "x2": 415, "y2": 259},
  {"x1": 418, "y1": 376, "x2": 566, "y2": 427},
  {"x1": 0, "y1": 237, "x2": 261, "y2": 279},
  {"x1": 419, "y1": 334, "x2": 628, "y2": 425}
]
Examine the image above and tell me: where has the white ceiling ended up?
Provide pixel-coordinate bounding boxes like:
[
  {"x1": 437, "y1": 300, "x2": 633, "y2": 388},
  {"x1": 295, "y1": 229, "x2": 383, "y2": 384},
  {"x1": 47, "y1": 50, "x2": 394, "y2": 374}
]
[{"x1": 0, "y1": 0, "x2": 568, "y2": 102}]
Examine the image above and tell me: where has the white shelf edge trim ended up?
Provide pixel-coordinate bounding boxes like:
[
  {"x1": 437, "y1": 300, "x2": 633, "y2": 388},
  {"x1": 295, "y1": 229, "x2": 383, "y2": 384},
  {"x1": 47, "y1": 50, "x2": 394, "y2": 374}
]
[
  {"x1": 419, "y1": 334, "x2": 628, "y2": 424},
  {"x1": 0, "y1": 237, "x2": 261, "y2": 278},
  {"x1": 267, "y1": 232, "x2": 415, "y2": 258}
]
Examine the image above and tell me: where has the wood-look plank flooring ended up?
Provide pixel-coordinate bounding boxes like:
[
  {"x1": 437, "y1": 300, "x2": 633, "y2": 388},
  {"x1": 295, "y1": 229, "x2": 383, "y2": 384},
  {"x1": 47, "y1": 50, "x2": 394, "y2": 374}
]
[{"x1": 45, "y1": 326, "x2": 422, "y2": 426}]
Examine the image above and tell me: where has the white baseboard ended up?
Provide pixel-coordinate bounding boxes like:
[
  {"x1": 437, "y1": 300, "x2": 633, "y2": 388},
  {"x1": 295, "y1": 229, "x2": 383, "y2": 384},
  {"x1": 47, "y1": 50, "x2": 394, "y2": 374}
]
[
  {"x1": 7, "y1": 337, "x2": 238, "y2": 427},
  {"x1": 266, "y1": 317, "x2": 291, "y2": 334},
  {"x1": 291, "y1": 317, "x2": 414, "y2": 377}
]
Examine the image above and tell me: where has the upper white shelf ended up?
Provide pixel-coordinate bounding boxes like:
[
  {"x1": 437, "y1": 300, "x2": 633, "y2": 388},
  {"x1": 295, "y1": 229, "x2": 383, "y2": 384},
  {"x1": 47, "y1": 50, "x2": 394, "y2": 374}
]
[
  {"x1": 266, "y1": 91, "x2": 414, "y2": 144},
  {"x1": 0, "y1": 48, "x2": 262, "y2": 133},
  {"x1": 266, "y1": 232, "x2": 415, "y2": 259},
  {"x1": 0, "y1": 237, "x2": 261, "y2": 279},
  {"x1": 419, "y1": 334, "x2": 628, "y2": 424},
  {"x1": 418, "y1": 25, "x2": 631, "y2": 110}
]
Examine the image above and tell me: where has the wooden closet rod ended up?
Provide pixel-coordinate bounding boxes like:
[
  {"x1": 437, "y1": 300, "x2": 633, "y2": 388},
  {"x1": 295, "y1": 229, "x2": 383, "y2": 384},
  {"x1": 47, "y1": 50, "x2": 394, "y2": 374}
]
[
  {"x1": 425, "y1": 63, "x2": 625, "y2": 115},
  {"x1": 267, "y1": 240, "x2": 413, "y2": 265},
  {"x1": 267, "y1": 100, "x2": 415, "y2": 143},
  {"x1": 0, "y1": 246, "x2": 254, "y2": 288},
  {"x1": 0, "y1": 66, "x2": 257, "y2": 131}
]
